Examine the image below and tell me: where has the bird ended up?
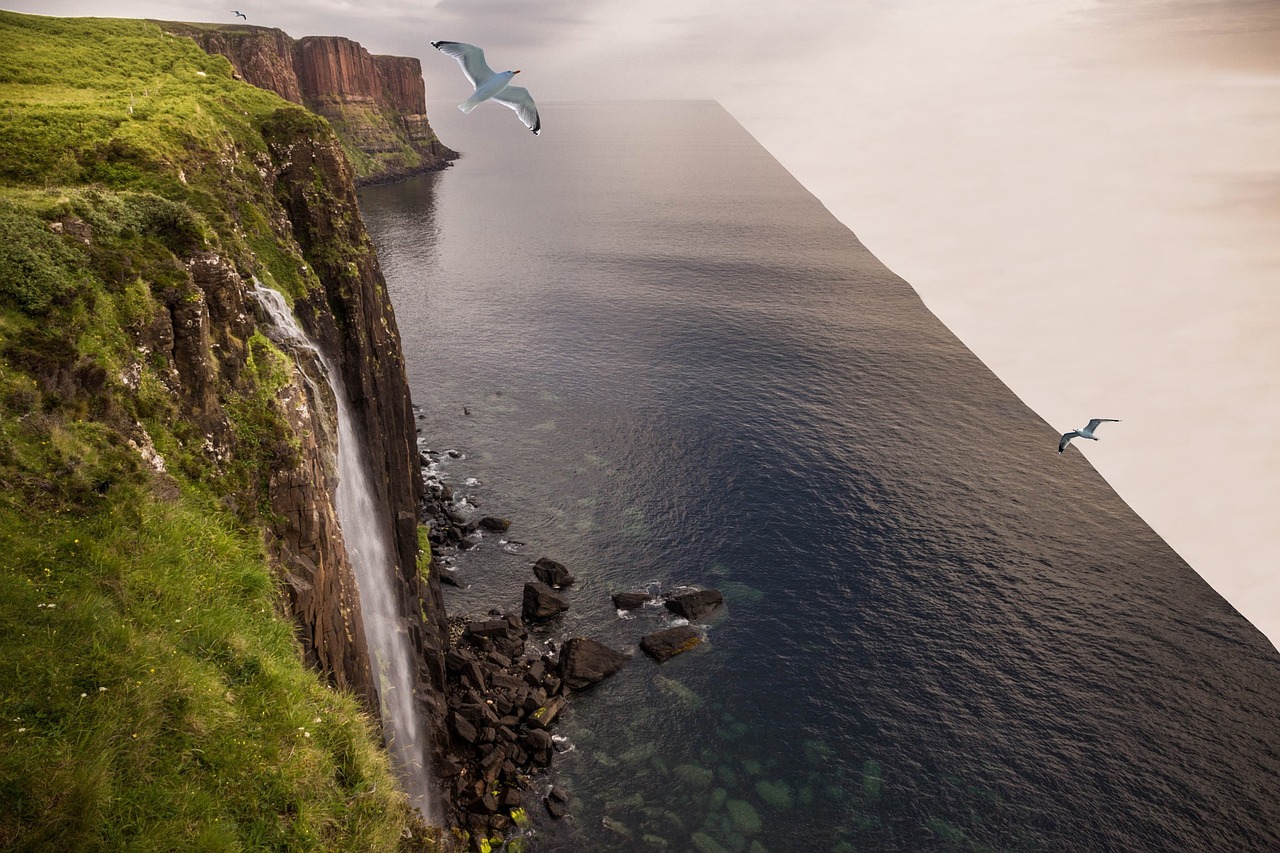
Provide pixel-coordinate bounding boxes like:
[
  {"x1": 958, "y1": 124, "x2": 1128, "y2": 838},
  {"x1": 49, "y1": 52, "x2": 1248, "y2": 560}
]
[
  {"x1": 232, "y1": 10, "x2": 247, "y2": 19},
  {"x1": 1058, "y1": 418, "x2": 1121, "y2": 453},
  {"x1": 431, "y1": 41, "x2": 540, "y2": 135}
]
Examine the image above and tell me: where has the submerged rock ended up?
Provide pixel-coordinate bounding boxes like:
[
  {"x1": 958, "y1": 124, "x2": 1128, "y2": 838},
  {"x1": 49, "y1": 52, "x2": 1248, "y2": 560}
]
[
  {"x1": 641, "y1": 626, "x2": 703, "y2": 662},
  {"x1": 559, "y1": 636, "x2": 631, "y2": 689}
]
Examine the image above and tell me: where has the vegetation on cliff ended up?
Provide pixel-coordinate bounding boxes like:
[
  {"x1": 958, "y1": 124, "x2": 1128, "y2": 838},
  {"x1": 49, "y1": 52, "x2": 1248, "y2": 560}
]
[{"x1": 0, "y1": 11, "x2": 433, "y2": 849}]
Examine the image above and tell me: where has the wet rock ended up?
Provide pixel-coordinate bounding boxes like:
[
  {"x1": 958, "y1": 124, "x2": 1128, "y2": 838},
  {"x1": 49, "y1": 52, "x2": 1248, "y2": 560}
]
[
  {"x1": 664, "y1": 589, "x2": 724, "y2": 621},
  {"x1": 522, "y1": 581, "x2": 568, "y2": 621},
  {"x1": 478, "y1": 515, "x2": 511, "y2": 532},
  {"x1": 612, "y1": 591, "x2": 653, "y2": 610},
  {"x1": 533, "y1": 556, "x2": 575, "y2": 588},
  {"x1": 544, "y1": 795, "x2": 568, "y2": 820},
  {"x1": 559, "y1": 636, "x2": 631, "y2": 689},
  {"x1": 640, "y1": 626, "x2": 704, "y2": 662},
  {"x1": 530, "y1": 694, "x2": 567, "y2": 729}
]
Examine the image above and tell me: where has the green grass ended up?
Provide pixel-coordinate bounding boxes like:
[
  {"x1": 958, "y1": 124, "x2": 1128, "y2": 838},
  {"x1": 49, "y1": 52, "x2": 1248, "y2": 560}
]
[{"x1": 0, "y1": 10, "x2": 432, "y2": 849}]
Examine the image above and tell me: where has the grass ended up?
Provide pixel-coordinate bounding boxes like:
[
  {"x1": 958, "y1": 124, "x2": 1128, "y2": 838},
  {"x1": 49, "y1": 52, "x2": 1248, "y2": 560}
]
[{"x1": 0, "y1": 10, "x2": 433, "y2": 849}]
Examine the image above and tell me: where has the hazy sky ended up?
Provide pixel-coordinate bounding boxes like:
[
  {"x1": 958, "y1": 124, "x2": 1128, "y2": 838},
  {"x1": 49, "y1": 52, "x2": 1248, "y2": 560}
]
[{"x1": 6, "y1": 1, "x2": 1279, "y2": 646}]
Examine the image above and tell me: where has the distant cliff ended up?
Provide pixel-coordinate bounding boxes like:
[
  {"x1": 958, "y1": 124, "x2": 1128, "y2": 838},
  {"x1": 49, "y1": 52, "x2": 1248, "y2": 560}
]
[{"x1": 161, "y1": 22, "x2": 458, "y2": 186}]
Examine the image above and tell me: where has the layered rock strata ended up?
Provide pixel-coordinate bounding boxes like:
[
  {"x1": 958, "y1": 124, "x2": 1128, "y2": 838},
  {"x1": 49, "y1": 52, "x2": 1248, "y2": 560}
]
[{"x1": 162, "y1": 22, "x2": 458, "y2": 184}]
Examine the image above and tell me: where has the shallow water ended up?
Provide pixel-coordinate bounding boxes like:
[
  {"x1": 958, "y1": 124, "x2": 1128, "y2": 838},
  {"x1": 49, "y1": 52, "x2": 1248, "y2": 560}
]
[{"x1": 360, "y1": 101, "x2": 1280, "y2": 851}]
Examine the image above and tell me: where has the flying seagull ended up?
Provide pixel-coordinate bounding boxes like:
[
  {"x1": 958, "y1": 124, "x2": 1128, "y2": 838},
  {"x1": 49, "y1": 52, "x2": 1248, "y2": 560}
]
[
  {"x1": 1059, "y1": 418, "x2": 1121, "y2": 453},
  {"x1": 232, "y1": 10, "x2": 247, "y2": 19},
  {"x1": 431, "y1": 41, "x2": 541, "y2": 135}
]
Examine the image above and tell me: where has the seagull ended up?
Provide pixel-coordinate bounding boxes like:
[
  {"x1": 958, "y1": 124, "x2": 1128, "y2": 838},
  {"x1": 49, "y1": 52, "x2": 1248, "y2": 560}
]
[
  {"x1": 431, "y1": 41, "x2": 541, "y2": 135},
  {"x1": 232, "y1": 10, "x2": 247, "y2": 19},
  {"x1": 1059, "y1": 418, "x2": 1121, "y2": 453}
]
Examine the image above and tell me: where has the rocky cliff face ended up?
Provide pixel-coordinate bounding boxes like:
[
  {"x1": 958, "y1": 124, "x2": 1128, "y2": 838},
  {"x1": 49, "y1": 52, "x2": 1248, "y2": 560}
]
[
  {"x1": 163, "y1": 23, "x2": 458, "y2": 185},
  {"x1": 259, "y1": 108, "x2": 452, "y2": 749}
]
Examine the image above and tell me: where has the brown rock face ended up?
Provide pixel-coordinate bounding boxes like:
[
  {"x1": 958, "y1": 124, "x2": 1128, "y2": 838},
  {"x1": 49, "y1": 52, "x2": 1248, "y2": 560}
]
[
  {"x1": 259, "y1": 107, "x2": 451, "y2": 794},
  {"x1": 162, "y1": 22, "x2": 458, "y2": 184}
]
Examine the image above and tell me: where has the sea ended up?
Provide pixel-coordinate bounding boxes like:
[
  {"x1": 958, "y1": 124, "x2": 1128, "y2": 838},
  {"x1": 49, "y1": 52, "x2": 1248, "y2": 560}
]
[{"x1": 358, "y1": 101, "x2": 1280, "y2": 852}]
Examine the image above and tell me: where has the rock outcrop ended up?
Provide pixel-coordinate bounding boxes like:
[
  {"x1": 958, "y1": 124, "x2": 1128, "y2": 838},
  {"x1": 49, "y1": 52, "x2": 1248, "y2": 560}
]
[
  {"x1": 161, "y1": 22, "x2": 458, "y2": 185},
  {"x1": 257, "y1": 107, "x2": 452, "y2": 780}
]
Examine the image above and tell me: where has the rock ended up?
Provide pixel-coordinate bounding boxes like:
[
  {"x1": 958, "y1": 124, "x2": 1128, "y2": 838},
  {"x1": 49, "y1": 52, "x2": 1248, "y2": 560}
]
[
  {"x1": 664, "y1": 589, "x2": 724, "y2": 621},
  {"x1": 529, "y1": 694, "x2": 567, "y2": 729},
  {"x1": 478, "y1": 516, "x2": 511, "y2": 532},
  {"x1": 611, "y1": 591, "x2": 653, "y2": 611},
  {"x1": 544, "y1": 795, "x2": 568, "y2": 820},
  {"x1": 726, "y1": 799, "x2": 762, "y2": 834},
  {"x1": 558, "y1": 637, "x2": 631, "y2": 690},
  {"x1": 522, "y1": 727, "x2": 554, "y2": 751},
  {"x1": 465, "y1": 619, "x2": 510, "y2": 639},
  {"x1": 533, "y1": 557, "x2": 575, "y2": 588},
  {"x1": 522, "y1": 581, "x2": 568, "y2": 621},
  {"x1": 451, "y1": 711, "x2": 478, "y2": 744},
  {"x1": 754, "y1": 779, "x2": 794, "y2": 810},
  {"x1": 640, "y1": 626, "x2": 704, "y2": 662}
]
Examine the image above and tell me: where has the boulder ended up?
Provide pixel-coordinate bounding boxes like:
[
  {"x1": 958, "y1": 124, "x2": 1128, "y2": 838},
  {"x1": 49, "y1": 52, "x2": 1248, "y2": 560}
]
[
  {"x1": 558, "y1": 637, "x2": 631, "y2": 690},
  {"x1": 640, "y1": 626, "x2": 703, "y2": 662},
  {"x1": 533, "y1": 557, "x2": 575, "y2": 588},
  {"x1": 611, "y1": 591, "x2": 652, "y2": 610},
  {"x1": 663, "y1": 589, "x2": 723, "y2": 621},
  {"x1": 522, "y1": 581, "x2": 568, "y2": 621},
  {"x1": 478, "y1": 516, "x2": 511, "y2": 532}
]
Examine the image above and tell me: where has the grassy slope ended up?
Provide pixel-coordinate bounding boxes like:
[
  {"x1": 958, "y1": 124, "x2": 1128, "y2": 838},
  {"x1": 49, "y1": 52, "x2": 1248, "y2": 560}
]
[{"x1": 0, "y1": 12, "x2": 425, "y2": 850}]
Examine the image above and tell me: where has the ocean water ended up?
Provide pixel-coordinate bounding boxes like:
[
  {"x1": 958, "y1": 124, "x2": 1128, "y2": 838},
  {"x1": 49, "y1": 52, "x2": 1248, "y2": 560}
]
[{"x1": 359, "y1": 102, "x2": 1280, "y2": 852}]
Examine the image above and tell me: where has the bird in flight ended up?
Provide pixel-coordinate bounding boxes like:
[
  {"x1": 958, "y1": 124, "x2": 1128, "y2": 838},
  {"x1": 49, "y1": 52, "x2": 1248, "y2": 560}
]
[
  {"x1": 1059, "y1": 418, "x2": 1121, "y2": 453},
  {"x1": 232, "y1": 10, "x2": 247, "y2": 19},
  {"x1": 432, "y1": 41, "x2": 540, "y2": 135}
]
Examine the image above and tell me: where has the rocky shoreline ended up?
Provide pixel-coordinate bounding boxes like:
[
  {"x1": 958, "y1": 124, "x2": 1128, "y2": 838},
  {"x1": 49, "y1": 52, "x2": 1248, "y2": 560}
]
[{"x1": 414, "y1": 422, "x2": 725, "y2": 851}]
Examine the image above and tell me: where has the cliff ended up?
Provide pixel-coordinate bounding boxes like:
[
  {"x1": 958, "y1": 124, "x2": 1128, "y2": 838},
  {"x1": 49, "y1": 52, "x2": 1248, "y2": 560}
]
[
  {"x1": 161, "y1": 22, "x2": 458, "y2": 186},
  {"x1": 0, "y1": 11, "x2": 448, "y2": 848}
]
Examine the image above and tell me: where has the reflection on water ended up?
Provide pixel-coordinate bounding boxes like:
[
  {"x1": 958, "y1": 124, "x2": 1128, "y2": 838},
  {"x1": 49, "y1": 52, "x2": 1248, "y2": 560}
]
[
  {"x1": 718, "y1": 1, "x2": 1280, "y2": 647},
  {"x1": 362, "y1": 102, "x2": 1280, "y2": 851}
]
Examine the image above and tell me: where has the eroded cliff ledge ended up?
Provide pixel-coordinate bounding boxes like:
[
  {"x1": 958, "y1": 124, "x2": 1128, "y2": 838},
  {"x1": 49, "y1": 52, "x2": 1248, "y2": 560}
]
[{"x1": 162, "y1": 22, "x2": 459, "y2": 186}]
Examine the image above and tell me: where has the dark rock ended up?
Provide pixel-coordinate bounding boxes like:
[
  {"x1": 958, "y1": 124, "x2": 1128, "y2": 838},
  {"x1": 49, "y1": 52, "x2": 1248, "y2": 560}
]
[
  {"x1": 549, "y1": 786, "x2": 570, "y2": 804},
  {"x1": 558, "y1": 637, "x2": 631, "y2": 690},
  {"x1": 544, "y1": 796, "x2": 567, "y2": 820},
  {"x1": 611, "y1": 591, "x2": 653, "y2": 610},
  {"x1": 522, "y1": 727, "x2": 554, "y2": 751},
  {"x1": 451, "y1": 711, "x2": 478, "y2": 744},
  {"x1": 440, "y1": 570, "x2": 463, "y2": 587},
  {"x1": 466, "y1": 619, "x2": 510, "y2": 639},
  {"x1": 522, "y1": 581, "x2": 568, "y2": 621},
  {"x1": 478, "y1": 516, "x2": 511, "y2": 532},
  {"x1": 529, "y1": 694, "x2": 567, "y2": 729},
  {"x1": 640, "y1": 626, "x2": 704, "y2": 662},
  {"x1": 533, "y1": 557, "x2": 575, "y2": 588},
  {"x1": 462, "y1": 659, "x2": 487, "y2": 691},
  {"x1": 664, "y1": 589, "x2": 724, "y2": 621},
  {"x1": 524, "y1": 659, "x2": 546, "y2": 686}
]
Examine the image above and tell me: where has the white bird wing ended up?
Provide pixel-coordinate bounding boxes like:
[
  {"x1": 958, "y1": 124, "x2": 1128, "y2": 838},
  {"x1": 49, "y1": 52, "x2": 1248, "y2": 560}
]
[
  {"x1": 432, "y1": 41, "x2": 495, "y2": 88},
  {"x1": 1084, "y1": 418, "x2": 1120, "y2": 432},
  {"x1": 491, "y1": 85, "x2": 541, "y2": 135}
]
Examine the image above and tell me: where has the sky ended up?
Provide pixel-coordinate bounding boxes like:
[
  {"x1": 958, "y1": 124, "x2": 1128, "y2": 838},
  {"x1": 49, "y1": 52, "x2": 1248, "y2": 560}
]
[{"x1": 6, "y1": 0, "x2": 1280, "y2": 647}]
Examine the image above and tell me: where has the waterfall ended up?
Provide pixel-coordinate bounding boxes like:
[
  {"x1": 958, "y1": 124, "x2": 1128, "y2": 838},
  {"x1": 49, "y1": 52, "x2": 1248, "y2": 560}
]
[{"x1": 252, "y1": 283, "x2": 437, "y2": 822}]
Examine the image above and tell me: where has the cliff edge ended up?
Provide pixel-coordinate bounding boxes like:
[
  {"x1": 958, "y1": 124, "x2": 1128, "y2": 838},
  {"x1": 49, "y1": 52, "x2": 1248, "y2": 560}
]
[
  {"x1": 161, "y1": 22, "x2": 459, "y2": 186},
  {"x1": 0, "y1": 11, "x2": 448, "y2": 847}
]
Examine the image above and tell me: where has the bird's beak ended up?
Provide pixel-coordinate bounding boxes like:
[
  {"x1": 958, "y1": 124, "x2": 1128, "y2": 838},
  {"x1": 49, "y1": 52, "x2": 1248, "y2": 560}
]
[{"x1": 514, "y1": 69, "x2": 521, "y2": 74}]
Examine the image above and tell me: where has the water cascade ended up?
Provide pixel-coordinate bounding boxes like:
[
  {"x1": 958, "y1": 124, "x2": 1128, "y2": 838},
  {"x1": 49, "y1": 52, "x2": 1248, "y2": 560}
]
[{"x1": 252, "y1": 283, "x2": 436, "y2": 821}]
